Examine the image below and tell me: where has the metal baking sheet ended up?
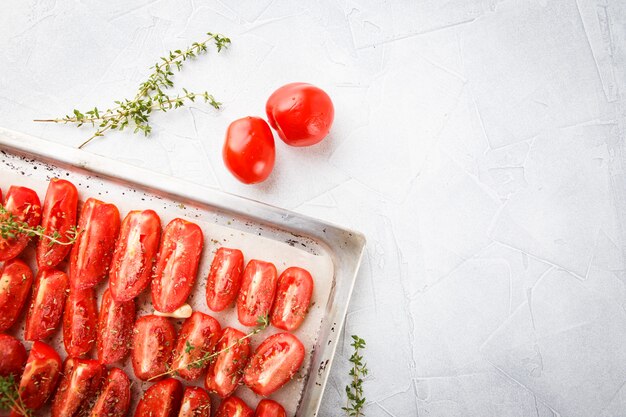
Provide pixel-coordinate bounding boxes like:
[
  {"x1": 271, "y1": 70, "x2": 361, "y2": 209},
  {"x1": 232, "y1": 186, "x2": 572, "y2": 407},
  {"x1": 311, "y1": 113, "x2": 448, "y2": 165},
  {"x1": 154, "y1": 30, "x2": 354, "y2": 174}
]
[{"x1": 0, "y1": 127, "x2": 366, "y2": 417}]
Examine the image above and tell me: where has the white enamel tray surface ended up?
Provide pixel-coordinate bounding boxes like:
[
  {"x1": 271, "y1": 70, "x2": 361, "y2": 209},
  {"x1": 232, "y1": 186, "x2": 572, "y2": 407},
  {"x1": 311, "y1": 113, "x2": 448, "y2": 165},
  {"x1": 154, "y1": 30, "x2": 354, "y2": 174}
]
[{"x1": 0, "y1": 128, "x2": 366, "y2": 417}]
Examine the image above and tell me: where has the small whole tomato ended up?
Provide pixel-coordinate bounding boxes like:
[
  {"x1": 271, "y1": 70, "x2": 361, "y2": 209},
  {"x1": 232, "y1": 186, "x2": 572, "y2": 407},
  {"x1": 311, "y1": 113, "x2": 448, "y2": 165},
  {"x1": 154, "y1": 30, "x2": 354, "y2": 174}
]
[
  {"x1": 0, "y1": 334, "x2": 27, "y2": 377},
  {"x1": 132, "y1": 315, "x2": 176, "y2": 381},
  {"x1": 223, "y1": 117, "x2": 275, "y2": 184},
  {"x1": 15, "y1": 341, "x2": 62, "y2": 411},
  {"x1": 204, "y1": 327, "x2": 251, "y2": 398},
  {"x1": 205, "y1": 247, "x2": 244, "y2": 312},
  {"x1": 265, "y1": 82, "x2": 334, "y2": 147},
  {"x1": 0, "y1": 259, "x2": 34, "y2": 332},
  {"x1": 90, "y1": 368, "x2": 131, "y2": 417},
  {"x1": 63, "y1": 287, "x2": 98, "y2": 357},
  {"x1": 215, "y1": 396, "x2": 253, "y2": 417},
  {"x1": 170, "y1": 312, "x2": 221, "y2": 381},
  {"x1": 51, "y1": 358, "x2": 104, "y2": 417},
  {"x1": 134, "y1": 378, "x2": 183, "y2": 417},
  {"x1": 254, "y1": 399, "x2": 286, "y2": 417},
  {"x1": 97, "y1": 288, "x2": 135, "y2": 364},
  {"x1": 270, "y1": 267, "x2": 314, "y2": 331},
  {"x1": 178, "y1": 387, "x2": 211, "y2": 417}
]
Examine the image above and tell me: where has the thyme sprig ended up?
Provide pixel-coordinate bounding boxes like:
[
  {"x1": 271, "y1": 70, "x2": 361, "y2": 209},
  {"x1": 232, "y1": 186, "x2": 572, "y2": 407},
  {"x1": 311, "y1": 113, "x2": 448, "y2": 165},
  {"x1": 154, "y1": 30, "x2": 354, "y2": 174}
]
[
  {"x1": 0, "y1": 374, "x2": 33, "y2": 417},
  {"x1": 343, "y1": 335, "x2": 368, "y2": 417},
  {"x1": 0, "y1": 204, "x2": 79, "y2": 247},
  {"x1": 34, "y1": 32, "x2": 231, "y2": 149},
  {"x1": 148, "y1": 315, "x2": 269, "y2": 381}
]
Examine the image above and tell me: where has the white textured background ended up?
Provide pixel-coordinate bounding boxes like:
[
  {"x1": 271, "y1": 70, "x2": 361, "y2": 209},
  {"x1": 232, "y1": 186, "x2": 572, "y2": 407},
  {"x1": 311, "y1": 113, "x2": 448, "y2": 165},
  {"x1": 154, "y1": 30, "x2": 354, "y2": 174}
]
[{"x1": 1, "y1": 1, "x2": 626, "y2": 416}]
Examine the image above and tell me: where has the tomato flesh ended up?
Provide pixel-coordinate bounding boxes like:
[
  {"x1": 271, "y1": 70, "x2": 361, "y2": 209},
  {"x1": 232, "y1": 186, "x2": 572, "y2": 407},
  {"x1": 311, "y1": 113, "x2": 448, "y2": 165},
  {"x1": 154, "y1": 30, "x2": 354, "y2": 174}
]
[
  {"x1": 178, "y1": 386, "x2": 211, "y2": 417},
  {"x1": 206, "y1": 247, "x2": 244, "y2": 312},
  {"x1": 24, "y1": 269, "x2": 69, "y2": 340},
  {"x1": 63, "y1": 287, "x2": 98, "y2": 357},
  {"x1": 254, "y1": 399, "x2": 286, "y2": 417},
  {"x1": 237, "y1": 260, "x2": 278, "y2": 326},
  {"x1": 223, "y1": 116, "x2": 276, "y2": 184},
  {"x1": 0, "y1": 259, "x2": 34, "y2": 332},
  {"x1": 90, "y1": 367, "x2": 131, "y2": 417},
  {"x1": 97, "y1": 288, "x2": 135, "y2": 364},
  {"x1": 51, "y1": 358, "x2": 104, "y2": 417},
  {"x1": 215, "y1": 396, "x2": 254, "y2": 417},
  {"x1": 132, "y1": 315, "x2": 176, "y2": 381},
  {"x1": 0, "y1": 334, "x2": 27, "y2": 377},
  {"x1": 0, "y1": 186, "x2": 41, "y2": 262},
  {"x1": 170, "y1": 312, "x2": 221, "y2": 380},
  {"x1": 270, "y1": 267, "x2": 314, "y2": 331},
  {"x1": 15, "y1": 341, "x2": 62, "y2": 411},
  {"x1": 134, "y1": 378, "x2": 183, "y2": 417},
  {"x1": 205, "y1": 327, "x2": 251, "y2": 398}
]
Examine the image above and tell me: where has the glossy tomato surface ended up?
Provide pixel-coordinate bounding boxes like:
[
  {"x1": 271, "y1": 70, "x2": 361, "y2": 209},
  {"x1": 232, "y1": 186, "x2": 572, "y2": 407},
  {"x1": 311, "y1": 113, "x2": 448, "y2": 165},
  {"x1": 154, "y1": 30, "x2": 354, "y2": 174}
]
[
  {"x1": 24, "y1": 269, "x2": 68, "y2": 340},
  {"x1": 51, "y1": 358, "x2": 104, "y2": 417},
  {"x1": 237, "y1": 260, "x2": 278, "y2": 326},
  {"x1": 270, "y1": 267, "x2": 314, "y2": 331},
  {"x1": 178, "y1": 387, "x2": 211, "y2": 417},
  {"x1": 0, "y1": 259, "x2": 34, "y2": 332},
  {"x1": 0, "y1": 186, "x2": 41, "y2": 262},
  {"x1": 132, "y1": 315, "x2": 176, "y2": 381},
  {"x1": 206, "y1": 247, "x2": 244, "y2": 312},
  {"x1": 205, "y1": 327, "x2": 251, "y2": 398},
  {"x1": 36, "y1": 178, "x2": 78, "y2": 269},
  {"x1": 134, "y1": 378, "x2": 183, "y2": 417},
  {"x1": 265, "y1": 82, "x2": 334, "y2": 147},
  {"x1": 15, "y1": 341, "x2": 62, "y2": 411},
  {"x1": 97, "y1": 288, "x2": 135, "y2": 364},
  {"x1": 254, "y1": 399, "x2": 286, "y2": 417},
  {"x1": 109, "y1": 210, "x2": 161, "y2": 302},
  {"x1": 70, "y1": 198, "x2": 120, "y2": 290},
  {"x1": 90, "y1": 367, "x2": 131, "y2": 417},
  {"x1": 243, "y1": 332, "x2": 305, "y2": 396},
  {"x1": 152, "y1": 218, "x2": 204, "y2": 313},
  {"x1": 223, "y1": 117, "x2": 275, "y2": 184},
  {"x1": 170, "y1": 312, "x2": 221, "y2": 381},
  {"x1": 63, "y1": 287, "x2": 98, "y2": 357},
  {"x1": 0, "y1": 334, "x2": 27, "y2": 377},
  {"x1": 215, "y1": 396, "x2": 254, "y2": 417}
]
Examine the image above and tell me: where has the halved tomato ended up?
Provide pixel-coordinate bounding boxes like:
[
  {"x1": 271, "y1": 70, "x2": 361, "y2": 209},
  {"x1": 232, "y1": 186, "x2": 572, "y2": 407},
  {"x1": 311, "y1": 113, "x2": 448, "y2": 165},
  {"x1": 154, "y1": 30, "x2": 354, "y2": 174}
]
[
  {"x1": 178, "y1": 386, "x2": 211, "y2": 417},
  {"x1": 134, "y1": 378, "x2": 183, "y2": 417},
  {"x1": 170, "y1": 312, "x2": 221, "y2": 381},
  {"x1": 215, "y1": 396, "x2": 254, "y2": 417},
  {"x1": 132, "y1": 315, "x2": 176, "y2": 381},
  {"x1": 254, "y1": 399, "x2": 286, "y2": 417},
  {"x1": 36, "y1": 178, "x2": 78, "y2": 269},
  {"x1": 14, "y1": 341, "x2": 62, "y2": 411},
  {"x1": 70, "y1": 198, "x2": 121, "y2": 290},
  {"x1": 270, "y1": 267, "x2": 314, "y2": 331},
  {"x1": 0, "y1": 334, "x2": 27, "y2": 377},
  {"x1": 204, "y1": 327, "x2": 251, "y2": 398},
  {"x1": 89, "y1": 367, "x2": 131, "y2": 417},
  {"x1": 24, "y1": 269, "x2": 68, "y2": 340},
  {"x1": 109, "y1": 210, "x2": 161, "y2": 302},
  {"x1": 243, "y1": 332, "x2": 305, "y2": 396},
  {"x1": 0, "y1": 186, "x2": 41, "y2": 262},
  {"x1": 97, "y1": 288, "x2": 135, "y2": 364},
  {"x1": 63, "y1": 287, "x2": 98, "y2": 357},
  {"x1": 206, "y1": 247, "x2": 244, "y2": 312},
  {"x1": 151, "y1": 218, "x2": 204, "y2": 313},
  {"x1": 237, "y1": 260, "x2": 278, "y2": 326},
  {"x1": 51, "y1": 358, "x2": 104, "y2": 417},
  {"x1": 0, "y1": 259, "x2": 34, "y2": 332}
]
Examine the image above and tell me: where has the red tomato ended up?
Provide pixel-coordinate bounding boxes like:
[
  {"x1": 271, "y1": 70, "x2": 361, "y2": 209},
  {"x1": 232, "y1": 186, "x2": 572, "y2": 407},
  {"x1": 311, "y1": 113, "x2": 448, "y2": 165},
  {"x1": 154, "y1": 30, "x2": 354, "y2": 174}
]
[
  {"x1": 51, "y1": 358, "x2": 104, "y2": 417},
  {"x1": 151, "y1": 218, "x2": 204, "y2": 313},
  {"x1": 109, "y1": 210, "x2": 161, "y2": 302},
  {"x1": 254, "y1": 400, "x2": 286, "y2": 417},
  {"x1": 0, "y1": 186, "x2": 41, "y2": 262},
  {"x1": 237, "y1": 260, "x2": 278, "y2": 326},
  {"x1": 170, "y1": 312, "x2": 221, "y2": 381},
  {"x1": 265, "y1": 82, "x2": 334, "y2": 147},
  {"x1": 223, "y1": 117, "x2": 276, "y2": 184},
  {"x1": 36, "y1": 178, "x2": 78, "y2": 269},
  {"x1": 270, "y1": 267, "x2": 314, "y2": 331},
  {"x1": 204, "y1": 327, "x2": 251, "y2": 398},
  {"x1": 70, "y1": 198, "x2": 121, "y2": 290},
  {"x1": 178, "y1": 387, "x2": 211, "y2": 417},
  {"x1": 0, "y1": 259, "x2": 34, "y2": 332},
  {"x1": 0, "y1": 334, "x2": 27, "y2": 377},
  {"x1": 97, "y1": 288, "x2": 135, "y2": 364},
  {"x1": 134, "y1": 378, "x2": 183, "y2": 417},
  {"x1": 90, "y1": 367, "x2": 131, "y2": 417},
  {"x1": 206, "y1": 247, "x2": 244, "y2": 312},
  {"x1": 132, "y1": 315, "x2": 176, "y2": 381},
  {"x1": 15, "y1": 341, "x2": 62, "y2": 411},
  {"x1": 24, "y1": 269, "x2": 68, "y2": 340},
  {"x1": 215, "y1": 396, "x2": 254, "y2": 417},
  {"x1": 243, "y1": 333, "x2": 305, "y2": 396},
  {"x1": 63, "y1": 287, "x2": 98, "y2": 357}
]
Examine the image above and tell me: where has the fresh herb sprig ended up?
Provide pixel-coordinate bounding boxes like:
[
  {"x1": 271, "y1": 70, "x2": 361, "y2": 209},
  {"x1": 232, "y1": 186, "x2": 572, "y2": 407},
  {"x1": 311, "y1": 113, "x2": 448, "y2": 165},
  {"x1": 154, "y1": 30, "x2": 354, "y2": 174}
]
[
  {"x1": 0, "y1": 375, "x2": 33, "y2": 417},
  {"x1": 0, "y1": 204, "x2": 79, "y2": 247},
  {"x1": 343, "y1": 335, "x2": 368, "y2": 417},
  {"x1": 34, "y1": 32, "x2": 231, "y2": 149}
]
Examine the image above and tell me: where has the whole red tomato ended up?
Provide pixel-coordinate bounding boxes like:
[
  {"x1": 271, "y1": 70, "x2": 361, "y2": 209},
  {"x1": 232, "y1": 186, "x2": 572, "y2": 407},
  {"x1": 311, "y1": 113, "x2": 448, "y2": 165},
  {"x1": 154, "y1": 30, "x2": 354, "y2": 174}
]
[
  {"x1": 223, "y1": 117, "x2": 275, "y2": 184},
  {"x1": 265, "y1": 82, "x2": 334, "y2": 147}
]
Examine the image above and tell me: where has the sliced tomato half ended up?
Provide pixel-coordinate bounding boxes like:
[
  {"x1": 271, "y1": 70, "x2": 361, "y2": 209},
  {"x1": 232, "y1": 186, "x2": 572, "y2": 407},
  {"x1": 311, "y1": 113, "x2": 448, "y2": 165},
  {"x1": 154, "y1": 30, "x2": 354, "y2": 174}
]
[
  {"x1": 215, "y1": 396, "x2": 254, "y2": 417},
  {"x1": 15, "y1": 342, "x2": 62, "y2": 411},
  {"x1": 134, "y1": 378, "x2": 183, "y2": 417},
  {"x1": 178, "y1": 386, "x2": 211, "y2": 417},
  {"x1": 63, "y1": 287, "x2": 98, "y2": 357},
  {"x1": 254, "y1": 399, "x2": 286, "y2": 417},
  {"x1": 0, "y1": 259, "x2": 34, "y2": 332},
  {"x1": 170, "y1": 312, "x2": 221, "y2": 381},
  {"x1": 0, "y1": 334, "x2": 27, "y2": 377},
  {"x1": 204, "y1": 327, "x2": 251, "y2": 398},
  {"x1": 89, "y1": 367, "x2": 131, "y2": 417},
  {"x1": 206, "y1": 247, "x2": 244, "y2": 312},
  {"x1": 51, "y1": 358, "x2": 104, "y2": 417},
  {"x1": 237, "y1": 260, "x2": 278, "y2": 326},
  {"x1": 270, "y1": 267, "x2": 314, "y2": 331},
  {"x1": 24, "y1": 269, "x2": 68, "y2": 340},
  {"x1": 0, "y1": 186, "x2": 41, "y2": 262},
  {"x1": 97, "y1": 288, "x2": 135, "y2": 364},
  {"x1": 131, "y1": 315, "x2": 176, "y2": 381}
]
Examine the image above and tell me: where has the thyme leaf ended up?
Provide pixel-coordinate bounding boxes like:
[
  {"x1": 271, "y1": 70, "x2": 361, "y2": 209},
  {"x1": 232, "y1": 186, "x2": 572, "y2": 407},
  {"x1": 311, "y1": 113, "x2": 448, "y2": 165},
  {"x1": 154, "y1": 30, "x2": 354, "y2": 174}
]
[{"x1": 343, "y1": 335, "x2": 368, "y2": 417}]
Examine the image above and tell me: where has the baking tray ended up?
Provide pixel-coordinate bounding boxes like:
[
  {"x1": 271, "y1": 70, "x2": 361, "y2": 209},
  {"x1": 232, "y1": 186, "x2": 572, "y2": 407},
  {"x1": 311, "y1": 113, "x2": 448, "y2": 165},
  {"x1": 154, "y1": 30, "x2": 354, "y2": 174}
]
[{"x1": 0, "y1": 127, "x2": 366, "y2": 417}]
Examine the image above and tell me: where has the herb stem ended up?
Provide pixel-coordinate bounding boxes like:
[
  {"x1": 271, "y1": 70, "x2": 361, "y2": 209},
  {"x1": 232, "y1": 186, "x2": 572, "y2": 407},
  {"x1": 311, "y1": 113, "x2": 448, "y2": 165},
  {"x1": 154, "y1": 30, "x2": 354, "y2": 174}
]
[
  {"x1": 343, "y1": 335, "x2": 368, "y2": 417},
  {"x1": 0, "y1": 205, "x2": 80, "y2": 246},
  {"x1": 0, "y1": 375, "x2": 33, "y2": 417}
]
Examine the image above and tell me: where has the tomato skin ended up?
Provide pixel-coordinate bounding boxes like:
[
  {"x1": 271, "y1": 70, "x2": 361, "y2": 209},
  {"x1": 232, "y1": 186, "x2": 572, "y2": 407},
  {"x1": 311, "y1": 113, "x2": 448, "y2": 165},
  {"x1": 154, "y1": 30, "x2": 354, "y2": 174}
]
[
  {"x1": 89, "y1": 367, "x2": 131, "y2": 417},
  {"x1": 132, "y1": 315, "x2": 176, "y2": 381},
  {"x1": 134, "y1": 378, "x2": 183, "y2": 417},
  {"x1": 265, "y1": 82, "x2": 334, "y2": 147},
  {"x1": 243, "y1": 332, "x2": 305, "y2": 396},
  {"x1": 206, "y1": 247, "x2": 244, "y2": 312},
  {"x1": 97, "y1": 288, "x2": 135, "y2": 364},
  {"x1": 109, "y1": 210, "x2": 161, "y2": 302},
  {"x1": 15, "y1": 341, "x2": 62, "y2": 411},
  {"x1": 178, "y1": 387, "x2": 211, "y2": 417},
  {"x1": 24, "y1": 269, "x2": 68, "y2": 340},
  {"x1": 170, "y1": 312, "x2": 221, "y2": 381},
  {"x1": 63, "y1": 288, "x2": 98, "y2": 357},
  {"x1": 152, "y1": 218, "x2": 204, "y2": 313},
  {"x1": 51, "y1": 358, "x2": 105, "y2": 417},
  {"x1": 0, "y1": 259, "x2": 34, "y2": 332},
  {"x1": 36, "y1": 178, "x2": 79, "y2": 269},
  {"x1": 237, "y1": 260, "x2": 278, "y2": 326},
  {"x1": 215, "y1": 396, "x2": 254, "y2": 417},
  {"x1": 254, "y1": 399, "x2": 286, "y2": 417},
  {"x1": 223, "y1": 117, "x2": 276, "y2": 184},
  {"x1": 0, "y1": 186, "x2": 42, "y2": 262},
  {"x1": 204, "y1": 327, "x2": 251, "y2": 398},
  {"x1": 0, "y1": 334, "x2": 27, "y2": 377},
  {"x1": 70, "y1": 198, "x2": 121, "y2": 290},
  {"x1": 270, "y1": 267, "x2": 314, "y2": 331}
]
